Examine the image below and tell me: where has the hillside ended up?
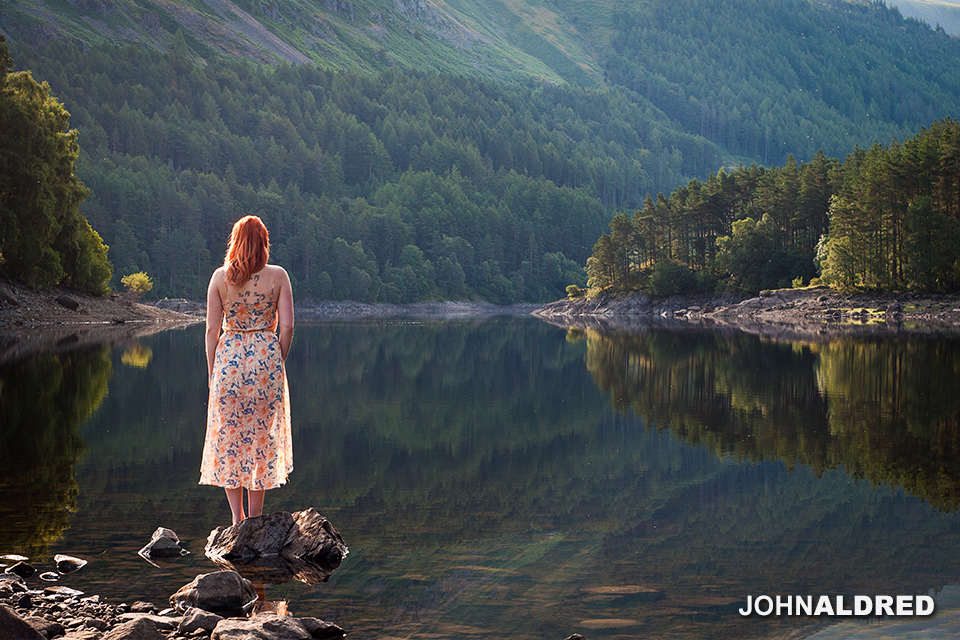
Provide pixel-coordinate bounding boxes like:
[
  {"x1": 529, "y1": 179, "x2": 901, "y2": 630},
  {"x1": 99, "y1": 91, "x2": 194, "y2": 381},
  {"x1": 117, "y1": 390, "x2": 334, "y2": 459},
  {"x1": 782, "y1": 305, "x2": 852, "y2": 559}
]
[
  {"x1": 0, "y1": 0, "x2": 602, "y2": 85},
  {"x1": 4, "y1": 0, "x2": 960, "y2": 303}
]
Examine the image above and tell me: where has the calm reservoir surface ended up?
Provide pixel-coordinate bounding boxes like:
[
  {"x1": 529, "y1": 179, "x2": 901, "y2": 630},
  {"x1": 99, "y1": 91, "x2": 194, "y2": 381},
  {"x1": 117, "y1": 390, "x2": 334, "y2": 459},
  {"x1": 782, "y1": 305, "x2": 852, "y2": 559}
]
[{"x1": 3, "y1": 317, "x2": 960, "y2": 639}]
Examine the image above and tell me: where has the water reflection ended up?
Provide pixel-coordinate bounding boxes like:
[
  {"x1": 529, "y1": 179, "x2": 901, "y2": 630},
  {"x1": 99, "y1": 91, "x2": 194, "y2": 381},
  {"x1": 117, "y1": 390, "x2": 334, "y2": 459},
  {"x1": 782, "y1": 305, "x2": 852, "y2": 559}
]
[
  {"x1": 0, "y1": 346, "x2": 110, "y2": 557},
  {"x1": 578, "y1": 326, "x2": 960, "y2": 510},
  {"x1": 2, "y1": 319, "x2": 960, "y2": 640}
]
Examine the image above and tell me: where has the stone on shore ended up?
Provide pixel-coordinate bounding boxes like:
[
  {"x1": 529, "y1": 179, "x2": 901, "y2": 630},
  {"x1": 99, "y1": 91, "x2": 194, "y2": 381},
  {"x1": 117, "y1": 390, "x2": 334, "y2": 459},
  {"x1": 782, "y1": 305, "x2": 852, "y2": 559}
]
[
  {"x1": 177, "y1": 606, "x2": 224, "y2": 635},
  {"x1": 212, "y1": 613, "x2": 345, "y2": 640},
  {"x1": 102, "y1": 617, "x2": 165, "y2": 640},
  {"x1": 0, "y1": 603, "x2": 44, "y2": 639},
  {"x1": 169, "y1": 571, "x2": 258, "y2": 616}
]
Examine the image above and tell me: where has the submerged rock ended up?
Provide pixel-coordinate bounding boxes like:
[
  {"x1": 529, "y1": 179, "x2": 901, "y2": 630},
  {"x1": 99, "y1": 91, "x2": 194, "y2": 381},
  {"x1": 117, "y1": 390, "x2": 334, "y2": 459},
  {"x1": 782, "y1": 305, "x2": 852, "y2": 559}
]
[
  {"x1": 138, "y1": 527, "x2": 189, "y2": 564},
  {"x1": 204, "y1": 509, "x2": 347, "y2": 585},
  {"x1": 4, "y1": 561, "x2": 35, "y2": 579},
  {"x1": 55, "y1": 553, "x2": 88, "y2": 574}
]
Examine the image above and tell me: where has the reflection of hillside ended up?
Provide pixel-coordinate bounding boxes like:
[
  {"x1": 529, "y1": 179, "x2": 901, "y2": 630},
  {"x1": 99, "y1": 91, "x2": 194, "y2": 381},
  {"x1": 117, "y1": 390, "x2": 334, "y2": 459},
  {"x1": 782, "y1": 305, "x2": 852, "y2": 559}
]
[
  {"x1": 0, "y1": 346, "x2": 111, "y2": 556},
  {"x1": 581, "y1": 327, "x2": 960, "y2": 510}
]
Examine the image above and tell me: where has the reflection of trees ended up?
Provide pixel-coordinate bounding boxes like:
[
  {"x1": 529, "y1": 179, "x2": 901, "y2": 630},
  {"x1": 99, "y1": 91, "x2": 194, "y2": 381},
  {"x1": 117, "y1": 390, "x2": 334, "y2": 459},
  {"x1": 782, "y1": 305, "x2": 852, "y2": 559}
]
[
  {"x1": 582, "y1": 327, "x2": 960, "y2": 510},
  {"x1": 0, "y1": 346, "x2": 111, "y2": 556}
]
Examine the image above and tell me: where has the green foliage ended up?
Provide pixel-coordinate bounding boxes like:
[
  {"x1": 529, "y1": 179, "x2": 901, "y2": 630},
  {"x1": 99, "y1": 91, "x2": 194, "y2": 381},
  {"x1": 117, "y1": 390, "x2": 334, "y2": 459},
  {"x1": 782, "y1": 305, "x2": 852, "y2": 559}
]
[
  {"x1": 648, "y1": 260, "x2": 698, "y2": 296},
  {"x1": 0, "y1": 36, "x2": 112, "y2": 293},
  {"x1": 599, "y1": 0, "x2": 960, "y2": 166},
  {"x1": 715, "y1": 214, "x2": 808, "y2": 292},
  {"x1": 566, "y1": 284, "x2": 584, "y2": 299},
  {"x1": 121, "y1": 271, "x2": 153, "y2": 300},
  {"x1": 7, "y1": 38, "x2": 722, "y2": 302},
  {"x1": 586, "y1": 119, "x2": 960, "y2": 295}
]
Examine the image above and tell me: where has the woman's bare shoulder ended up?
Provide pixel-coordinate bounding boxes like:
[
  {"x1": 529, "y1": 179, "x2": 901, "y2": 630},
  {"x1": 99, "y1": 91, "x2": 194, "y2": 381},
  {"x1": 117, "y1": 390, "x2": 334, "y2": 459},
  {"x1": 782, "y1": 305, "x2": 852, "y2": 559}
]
[{"x1": 265, "y1": 264, "x2": 291, "y2": 282}]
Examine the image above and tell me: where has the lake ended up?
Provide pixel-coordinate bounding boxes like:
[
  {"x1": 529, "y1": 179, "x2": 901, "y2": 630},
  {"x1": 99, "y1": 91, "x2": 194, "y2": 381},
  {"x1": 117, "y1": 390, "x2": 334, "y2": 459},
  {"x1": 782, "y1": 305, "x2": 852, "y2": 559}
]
[{"x1": 3, "y1": 316, "x2": 960, "y2": 640}]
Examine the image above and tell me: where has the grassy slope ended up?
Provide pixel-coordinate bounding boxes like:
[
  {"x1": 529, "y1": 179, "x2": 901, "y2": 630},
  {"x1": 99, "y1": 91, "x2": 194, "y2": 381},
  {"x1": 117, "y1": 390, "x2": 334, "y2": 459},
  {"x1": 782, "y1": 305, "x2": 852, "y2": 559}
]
[{"x1": 0, "y1": 0, "x2": 602, "y2": 85}]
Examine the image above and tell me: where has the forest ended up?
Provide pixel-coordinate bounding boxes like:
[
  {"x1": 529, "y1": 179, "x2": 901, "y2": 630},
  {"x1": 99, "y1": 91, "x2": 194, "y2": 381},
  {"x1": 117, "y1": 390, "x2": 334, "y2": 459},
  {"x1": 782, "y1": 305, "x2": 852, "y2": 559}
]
[
  {"x1": 5, "y1": 35, "x2": 723, "y2": 301},
  {"x1": 585, "y1": 118, "x2": 960, "y2": 295},
  {"x1": 5, "y1": 0, "x2": 960, "y2": 300}
]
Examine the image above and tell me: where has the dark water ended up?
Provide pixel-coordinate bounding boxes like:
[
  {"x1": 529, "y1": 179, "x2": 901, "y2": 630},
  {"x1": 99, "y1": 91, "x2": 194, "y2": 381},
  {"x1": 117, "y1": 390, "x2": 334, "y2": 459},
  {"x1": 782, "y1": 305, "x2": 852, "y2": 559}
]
[{"x1": 3, "y1": 318, "x2": 960, "y2": 639}]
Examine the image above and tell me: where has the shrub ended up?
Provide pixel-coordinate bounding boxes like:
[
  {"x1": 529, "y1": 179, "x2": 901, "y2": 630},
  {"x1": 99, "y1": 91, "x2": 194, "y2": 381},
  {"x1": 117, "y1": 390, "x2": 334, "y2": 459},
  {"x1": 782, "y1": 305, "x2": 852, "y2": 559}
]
[{"x1": 121, "y1": 271, "x2": 153, "y2": 301}]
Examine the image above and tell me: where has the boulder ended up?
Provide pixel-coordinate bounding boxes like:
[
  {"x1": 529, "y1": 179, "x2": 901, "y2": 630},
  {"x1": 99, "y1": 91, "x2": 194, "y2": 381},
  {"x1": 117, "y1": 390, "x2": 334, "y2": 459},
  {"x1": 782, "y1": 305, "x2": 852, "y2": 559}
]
[
  {"x1": 0, "y1": 604, "x2": 44, "y2": 640},
  {"x1": 169, "y1": 571, "x2": 258, "y2": 616},
  {"x1": 22, "y1": 615, "x2": 65, "y2": 638},
  {"x1": 204, "y1": 509, "x2": 347, "y2": 585},
  {"x1": 56, "y1": 295, "x2": 81, "y2": 311},
  {"x1": 177, "y1": 607, "x2": 224, "y2": 635},
  {"x1": 212, "y1": 614, "x2": 312, "y2": 640}
]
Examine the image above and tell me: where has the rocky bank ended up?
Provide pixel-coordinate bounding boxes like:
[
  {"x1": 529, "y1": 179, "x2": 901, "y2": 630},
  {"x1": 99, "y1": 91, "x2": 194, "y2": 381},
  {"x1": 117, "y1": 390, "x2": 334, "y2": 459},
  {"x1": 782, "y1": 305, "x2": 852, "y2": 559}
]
[{"x1": 533, "y1": 286, "x2": 960, "y2": 338}]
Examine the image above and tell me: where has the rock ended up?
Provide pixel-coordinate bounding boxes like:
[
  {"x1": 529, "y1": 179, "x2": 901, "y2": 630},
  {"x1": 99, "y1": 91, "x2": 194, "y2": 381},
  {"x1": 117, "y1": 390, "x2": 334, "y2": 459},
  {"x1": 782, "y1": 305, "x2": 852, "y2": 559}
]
[
  {"x1": 5, "y1": 561, "x2": 36, "y2": 579},
  {"x1": 23, "y1": 614, "x2": 65, "y2": 638},
  {"x1": 55, "y1": 555, "x2": 88, "y2": 575},
  {"x1": 103, "y1": 618, "x2": 165, "y2": 640},
  {"x1": 129, "y1": 602, "x2": 156, "y2": 614},
  {"x1": 177, "y1": 607, "x2": 223, "y2": 635},
  {"x1": 116, "y1": 614, "x2": 179, "y2": 631},
  {"x1": 44, "y1": 585, "x2": 85, "y2": 597},
  {"x1": 84, "y1": 617, "x2": 110, "y2": 631},
  {"x1": 138, "y1": 527, "x2": 189, "y2": 561},
  {"x1": 212, "y1": 614, "x2": 311, "y2": 640},
  {"x1": 169, "y1": 571, "x2": 258, "y2": 616},
  {"x1": 0, "y1": 604, "x2": 45, "y2": 640},
  {"x1": 0, "y1": 573, "x2": 26, "y2": 593},
  {"x1": 564, "y1": 635, "x2": 589, "y2": 640},
  {"x1": 56, "y1": 295, "x2": 81, "y2": 311},
  {"x1": 39, "y1": 572, "x2": 59, "y2": 581},
  {"x1": 64, "y1": 630, "x2": 102, "y2": 640},
  {"x1": 285, "y1": 509, "x2": 348, "y2": 569},
  {"x1": 299, "y1": 617, "x2": 345, "y2": 639},
  {"x1": 204, "y1": 509, "x2": 347, "y2": 585},
  {"x1": 206, "y1": 513, "x2": 294, "y2": 562},
  {"x1": 0, "y1": 283, "x2": 20, "y2": 306}
]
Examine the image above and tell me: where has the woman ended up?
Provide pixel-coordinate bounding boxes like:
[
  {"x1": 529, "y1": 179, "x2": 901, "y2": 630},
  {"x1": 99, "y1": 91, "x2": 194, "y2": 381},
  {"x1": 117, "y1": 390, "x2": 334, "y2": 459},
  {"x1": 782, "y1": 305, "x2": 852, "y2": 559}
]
[{"x1": 200, "y1": 215, "x2": 294, "y2": 525}]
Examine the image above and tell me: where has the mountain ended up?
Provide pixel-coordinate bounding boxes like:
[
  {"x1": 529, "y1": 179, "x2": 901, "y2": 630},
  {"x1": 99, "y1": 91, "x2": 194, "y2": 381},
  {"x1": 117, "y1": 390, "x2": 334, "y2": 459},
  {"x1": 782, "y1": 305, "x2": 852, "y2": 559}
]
[
  {"x1": 1, "y1": 0, "x2": 602, "y2": 85},
  {"x1": 890, "y1": 0, "x2": 960, "y2": 34},
  {"x1": 3, "y1": 0, "x2": 960, "y2": 302}
]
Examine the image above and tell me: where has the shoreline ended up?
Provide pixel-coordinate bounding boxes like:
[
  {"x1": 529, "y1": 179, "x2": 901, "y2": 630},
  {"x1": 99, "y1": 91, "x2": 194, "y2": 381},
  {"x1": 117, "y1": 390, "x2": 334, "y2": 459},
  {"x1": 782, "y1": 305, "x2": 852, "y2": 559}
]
[
  {"x1": 6, "y1": 278, "x2": 960, "y2": 347},
  {"x1": 532, "y1": 286, "x2": 960, "y2": 338}
]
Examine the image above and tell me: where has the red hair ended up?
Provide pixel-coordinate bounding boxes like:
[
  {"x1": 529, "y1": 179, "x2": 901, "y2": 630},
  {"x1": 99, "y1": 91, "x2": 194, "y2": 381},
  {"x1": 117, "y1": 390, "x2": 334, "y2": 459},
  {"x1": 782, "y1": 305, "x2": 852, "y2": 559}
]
[{"x1": 224, "y1": 215, "x2": 270, "y2": 286}]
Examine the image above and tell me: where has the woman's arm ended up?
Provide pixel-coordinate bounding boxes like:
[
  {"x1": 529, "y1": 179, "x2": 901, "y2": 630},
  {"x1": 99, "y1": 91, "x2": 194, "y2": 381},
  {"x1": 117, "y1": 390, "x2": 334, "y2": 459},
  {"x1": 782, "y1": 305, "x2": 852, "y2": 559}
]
[
  {"x1": 205, "y1": 269, "x2": 224, "y2": 385},
  {"x1": 276, "y1": 266, "x2": 294, "y2": 361}
]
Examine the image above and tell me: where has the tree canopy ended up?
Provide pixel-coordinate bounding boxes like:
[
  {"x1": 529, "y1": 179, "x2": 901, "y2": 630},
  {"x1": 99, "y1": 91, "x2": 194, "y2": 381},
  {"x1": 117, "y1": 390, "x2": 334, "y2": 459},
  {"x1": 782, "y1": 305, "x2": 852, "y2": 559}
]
[
  {"x1": 0, "y1": 35, "x2": 111, "y2": 292},
  {"x1": 586, "y1": 119, "x2": 960, "y2": 295}
]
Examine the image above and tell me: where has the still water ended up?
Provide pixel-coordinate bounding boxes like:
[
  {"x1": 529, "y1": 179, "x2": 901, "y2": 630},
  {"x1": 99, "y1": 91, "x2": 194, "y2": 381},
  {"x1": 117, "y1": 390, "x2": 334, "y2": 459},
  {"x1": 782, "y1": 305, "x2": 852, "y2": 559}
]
[{"x1": 3, "y1": 317, "x2": 960, "y2": 639}]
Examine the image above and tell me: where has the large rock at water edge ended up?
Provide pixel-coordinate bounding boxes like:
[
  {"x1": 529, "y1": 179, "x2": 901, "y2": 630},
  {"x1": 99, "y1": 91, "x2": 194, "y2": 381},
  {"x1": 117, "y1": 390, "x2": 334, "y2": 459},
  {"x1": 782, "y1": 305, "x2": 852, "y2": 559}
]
[
  {"x1": 169, "y1": 571, "x2": 258, "y2": 616},
  {"x1": 0, "y1": 604, "x2": 44, "y2": 640},
  {"x1": 204, "y1": 509, "x2": 347, "y2": 585}
]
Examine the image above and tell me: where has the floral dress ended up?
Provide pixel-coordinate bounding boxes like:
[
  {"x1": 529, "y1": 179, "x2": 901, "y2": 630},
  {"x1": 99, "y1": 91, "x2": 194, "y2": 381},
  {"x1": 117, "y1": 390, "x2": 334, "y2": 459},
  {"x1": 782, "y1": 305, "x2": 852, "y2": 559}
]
[{"x1": 200, "y1": 291, "x2": 292, "y2": 490}]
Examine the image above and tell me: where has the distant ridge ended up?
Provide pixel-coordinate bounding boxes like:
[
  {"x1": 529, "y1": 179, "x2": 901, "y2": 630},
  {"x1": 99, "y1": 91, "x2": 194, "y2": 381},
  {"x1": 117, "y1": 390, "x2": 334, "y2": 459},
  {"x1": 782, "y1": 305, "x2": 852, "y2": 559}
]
[{"x1": 889, "y1": 0, "x2": 960, "y2": 34}]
